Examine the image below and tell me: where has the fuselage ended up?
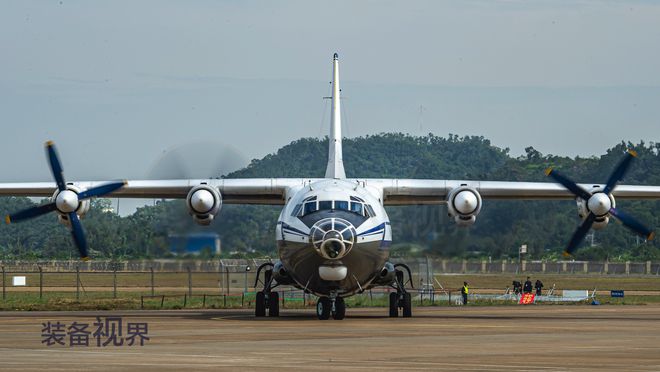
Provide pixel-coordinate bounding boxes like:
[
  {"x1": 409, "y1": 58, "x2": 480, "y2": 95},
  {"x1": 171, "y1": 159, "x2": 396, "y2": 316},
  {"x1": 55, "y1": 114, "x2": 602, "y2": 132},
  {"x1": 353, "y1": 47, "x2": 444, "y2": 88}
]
[{"x1": 275, "y1": 179, "x2": 392, "y2": 297}]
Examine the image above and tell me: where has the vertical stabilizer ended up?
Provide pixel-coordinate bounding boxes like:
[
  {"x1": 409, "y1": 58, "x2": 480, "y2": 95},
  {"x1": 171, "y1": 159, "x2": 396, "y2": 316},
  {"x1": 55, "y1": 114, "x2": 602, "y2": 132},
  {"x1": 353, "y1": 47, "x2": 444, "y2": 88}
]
[{"x1": 325, "y1": 53, "x2": 346, "y2": 179}]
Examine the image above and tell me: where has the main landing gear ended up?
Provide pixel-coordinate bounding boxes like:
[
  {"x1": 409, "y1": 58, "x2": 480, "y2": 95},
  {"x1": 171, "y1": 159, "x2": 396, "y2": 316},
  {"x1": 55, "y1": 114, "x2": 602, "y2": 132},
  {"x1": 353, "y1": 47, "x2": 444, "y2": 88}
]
[
  {"x1": 316, "y1": 294, "x2": 346, "y2": 320},
  {"x1": 389, "y1": 264, "x2": 413, "y2": 318},
  {"x1": 254, "y1": 263, "x2": 280, "y2": 317}
]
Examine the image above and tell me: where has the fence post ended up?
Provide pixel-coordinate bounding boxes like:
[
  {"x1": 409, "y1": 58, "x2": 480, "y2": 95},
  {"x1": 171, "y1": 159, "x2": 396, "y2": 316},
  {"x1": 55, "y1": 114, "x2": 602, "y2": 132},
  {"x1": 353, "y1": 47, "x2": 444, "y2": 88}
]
[
  {"x1": 448, "y1": 290, "x2": 451, "y2": 305},
  {"x1": 39, "y1": 266, "x2": 43, "y2": 300},
  {"x1": 203, "y1": 294, "x2": 206, "y2": 307},
  {"x1": 223, "y1": 294, "x2": 226, "y2": 308},
  {"x1": 76, "y1": 265, "x2": 80, "y2": 300},
  {"x1": 187, "y1": 266, "x2": 192, "y2": 298},
  {"x1": 2, "y1": 266, "x2": 5, "y2": 300},
  {"x1": 113, "y1": 266, "x2": 117, "y2": 299},
  {"x1": 150, "y1": 267, "x2": 155, "y2": 296},
  {"x1": 225, "y1": 269, "x2": 230, "y2": 295}
]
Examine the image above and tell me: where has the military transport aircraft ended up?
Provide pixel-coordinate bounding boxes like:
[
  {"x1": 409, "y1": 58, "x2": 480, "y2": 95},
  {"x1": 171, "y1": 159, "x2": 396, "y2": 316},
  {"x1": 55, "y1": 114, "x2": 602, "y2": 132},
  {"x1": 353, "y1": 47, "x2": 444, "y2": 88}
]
[{"x1": 1, "y1": 53, "x2": 658, "y2": 320}]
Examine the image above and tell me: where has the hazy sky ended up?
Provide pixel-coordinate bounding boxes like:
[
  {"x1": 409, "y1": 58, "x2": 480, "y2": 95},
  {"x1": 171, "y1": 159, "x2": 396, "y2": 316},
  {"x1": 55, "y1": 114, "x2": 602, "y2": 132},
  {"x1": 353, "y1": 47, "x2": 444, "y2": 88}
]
[{"x1": 1, "y1": 0, "x2": 660, "y2": 185}]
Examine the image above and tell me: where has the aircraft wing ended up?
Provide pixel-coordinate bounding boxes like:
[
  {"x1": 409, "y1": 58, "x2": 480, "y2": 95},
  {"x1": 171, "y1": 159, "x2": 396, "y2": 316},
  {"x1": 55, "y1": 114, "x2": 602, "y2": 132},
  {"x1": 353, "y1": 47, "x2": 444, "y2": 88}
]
[
  {"x1": 3, "y1": 178, "x2": 660, "y2": 206},
  {"x1": 364, "y1": 179, "x2": 660, "y2": 205},
  {"x1": 0, "y1": 178, "x2": 309, "y2": 205}
]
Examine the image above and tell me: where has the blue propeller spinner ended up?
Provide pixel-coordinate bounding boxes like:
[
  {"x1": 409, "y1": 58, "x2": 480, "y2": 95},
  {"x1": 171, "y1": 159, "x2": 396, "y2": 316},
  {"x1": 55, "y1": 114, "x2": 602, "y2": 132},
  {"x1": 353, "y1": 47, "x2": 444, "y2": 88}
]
[
  {"x1": 5, "y1": 141, "x2": 126, "y2": 260},
  {"x1": 546, "y1": 149, "x2": 655, "y2": 257}
]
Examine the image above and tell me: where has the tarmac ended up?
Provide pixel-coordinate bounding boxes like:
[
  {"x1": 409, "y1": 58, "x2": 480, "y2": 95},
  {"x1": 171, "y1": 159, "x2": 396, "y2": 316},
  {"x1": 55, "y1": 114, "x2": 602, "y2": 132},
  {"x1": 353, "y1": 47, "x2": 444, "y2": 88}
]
[{"x1": 1, "y1": 305, "x2": 660, "y2": 371}]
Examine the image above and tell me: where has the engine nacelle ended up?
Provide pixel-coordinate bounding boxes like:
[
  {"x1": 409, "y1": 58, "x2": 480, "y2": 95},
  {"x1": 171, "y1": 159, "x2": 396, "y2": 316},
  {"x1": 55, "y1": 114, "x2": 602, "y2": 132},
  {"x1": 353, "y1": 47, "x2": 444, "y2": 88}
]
[
  {"x1": 447, "y1": 186, "x2": 482, "y2": 227},
  {"x1": 51, "y1": 185, "x2": 90, "y2": 226},
  {"x1": 577, "y1": 186, "x2": 615, "y2": 230},
  {"x1": 186, "y1": 184, "x2": 222, "y2": 225}
]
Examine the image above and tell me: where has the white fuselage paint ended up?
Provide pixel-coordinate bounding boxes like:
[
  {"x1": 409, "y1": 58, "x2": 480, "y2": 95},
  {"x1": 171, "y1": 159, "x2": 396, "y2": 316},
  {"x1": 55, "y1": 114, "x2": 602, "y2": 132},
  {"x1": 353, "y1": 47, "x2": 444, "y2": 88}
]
[{"x1": 275, "y1": 179, "x2": 391, "y2": 296}]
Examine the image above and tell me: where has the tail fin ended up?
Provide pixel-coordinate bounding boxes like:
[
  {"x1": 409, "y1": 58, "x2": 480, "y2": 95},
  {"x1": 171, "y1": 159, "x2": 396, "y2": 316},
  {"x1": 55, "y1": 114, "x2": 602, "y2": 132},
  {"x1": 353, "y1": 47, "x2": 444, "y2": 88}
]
[{"x1": 324, "y1": 53, "x2": 346, "y2": 179}]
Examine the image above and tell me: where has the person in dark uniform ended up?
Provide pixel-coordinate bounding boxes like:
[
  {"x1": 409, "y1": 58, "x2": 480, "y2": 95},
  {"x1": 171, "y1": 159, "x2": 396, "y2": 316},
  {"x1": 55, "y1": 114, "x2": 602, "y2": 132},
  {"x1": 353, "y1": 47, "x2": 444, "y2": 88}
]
[
  {"x1": 513, "y1": 280, "x2": 522, "y2": 295},
  {"x1": 534, "y1": 279, "x2": 544, "y2": 296},
  {"x1": 461, "y1": 281, "x2": 469, "y2": 305},
  {"x1": 523, "y1": 277, "x2": 533, "y2": 294}
]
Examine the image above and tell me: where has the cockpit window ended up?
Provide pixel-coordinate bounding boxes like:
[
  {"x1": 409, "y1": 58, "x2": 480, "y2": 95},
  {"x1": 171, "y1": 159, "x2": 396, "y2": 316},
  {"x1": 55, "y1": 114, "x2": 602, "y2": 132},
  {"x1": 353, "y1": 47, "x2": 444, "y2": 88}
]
[
  {"x1": 335, "y1": 200, "x2": 349, "y2": 211},
  {"x1": 299, "y1": 199, "x2": 375, "y2": 218},
  {"x1": 349, "y1": 202, "x2": 363, "y2": 215},
  {"x1": 365, "y1": 204, "x2": 376, "y2": 217},
  {"x1": 291, "y1": 204, "x2": 302, "y2": 217},
  {"x1": 318, "y1": 201, "x2": 332, "y2": 210},
  {"x1": 303, "y1": 201, "x2": 318, "y2": 215}
]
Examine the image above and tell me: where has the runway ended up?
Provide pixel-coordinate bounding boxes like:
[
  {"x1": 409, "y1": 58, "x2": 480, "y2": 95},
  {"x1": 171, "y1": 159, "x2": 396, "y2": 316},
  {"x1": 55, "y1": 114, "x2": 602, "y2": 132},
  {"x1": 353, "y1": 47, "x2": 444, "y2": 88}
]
[{"x1": 1, "y1": 305, "x2": 660, "y2": 371}]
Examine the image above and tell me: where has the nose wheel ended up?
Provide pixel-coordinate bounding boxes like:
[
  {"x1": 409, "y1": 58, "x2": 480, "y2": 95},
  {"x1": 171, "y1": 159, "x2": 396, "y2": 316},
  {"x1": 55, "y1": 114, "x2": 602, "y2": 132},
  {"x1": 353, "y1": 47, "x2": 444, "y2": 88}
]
[{"x1": 316, "y1": 296, "x2": 346, "y2": 320}]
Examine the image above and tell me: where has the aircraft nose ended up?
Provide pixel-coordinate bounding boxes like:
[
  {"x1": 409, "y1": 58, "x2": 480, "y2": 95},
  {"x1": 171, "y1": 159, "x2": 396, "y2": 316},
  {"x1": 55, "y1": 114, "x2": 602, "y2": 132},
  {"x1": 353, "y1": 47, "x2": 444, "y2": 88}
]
[{"x1": 309, "y1": 218, "x2": 356, "y2": 260}]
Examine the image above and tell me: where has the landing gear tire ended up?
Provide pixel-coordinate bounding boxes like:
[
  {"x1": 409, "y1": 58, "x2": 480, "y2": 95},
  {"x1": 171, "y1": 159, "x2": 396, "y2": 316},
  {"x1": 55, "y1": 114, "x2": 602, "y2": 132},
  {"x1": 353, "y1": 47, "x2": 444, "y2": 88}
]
[
  {"x1": 268, "y1": 292, "x2": 280, "y2": 317},
  {"x1": 402, "y1": 292, "x2": 412, "y2": 318},
  {"x1": 255, "y1": 292, "x2": 266, "y2": 317},
  {"x1": 332, "y1": 297, "x2": 346, "y2": 320},
  {"x1": 389, "y1": 292, "x2": 398, "y2": 318},
  {"x1": 317, "y1": 297, "x2": 331, "y2": 320}
]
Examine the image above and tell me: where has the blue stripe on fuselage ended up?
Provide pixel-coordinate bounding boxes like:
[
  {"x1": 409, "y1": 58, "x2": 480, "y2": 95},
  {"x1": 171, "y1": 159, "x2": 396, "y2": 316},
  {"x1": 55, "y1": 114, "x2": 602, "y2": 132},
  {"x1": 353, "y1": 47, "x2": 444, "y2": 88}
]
[
  {"x1": 357, "y1": 222, "x2": 386, "y2": 237},
  {"x1": 281, "y1": 222, "x2": 309, "y2": 237}
]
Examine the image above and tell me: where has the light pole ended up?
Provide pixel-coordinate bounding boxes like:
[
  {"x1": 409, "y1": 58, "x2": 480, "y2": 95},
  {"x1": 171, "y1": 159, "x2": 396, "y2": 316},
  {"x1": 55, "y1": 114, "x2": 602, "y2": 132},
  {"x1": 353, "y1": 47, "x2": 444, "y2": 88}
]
[{"x1": 244, "y1": 265, "x2": 251, "y2": 293}]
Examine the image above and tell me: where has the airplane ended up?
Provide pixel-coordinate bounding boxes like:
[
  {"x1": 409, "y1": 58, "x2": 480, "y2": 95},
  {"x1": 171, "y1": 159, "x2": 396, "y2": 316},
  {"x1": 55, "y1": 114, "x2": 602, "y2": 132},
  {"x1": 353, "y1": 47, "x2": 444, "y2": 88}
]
[{"x1": 1, "y1": 53, "x2": 659, "y2": 320}]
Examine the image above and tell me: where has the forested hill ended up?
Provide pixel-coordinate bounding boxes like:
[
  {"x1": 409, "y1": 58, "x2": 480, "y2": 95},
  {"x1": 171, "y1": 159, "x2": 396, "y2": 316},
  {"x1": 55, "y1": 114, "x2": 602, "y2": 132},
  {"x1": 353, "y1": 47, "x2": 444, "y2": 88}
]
[{"x1": 1, "y1": 134, "x2": 659, "y2": 261}]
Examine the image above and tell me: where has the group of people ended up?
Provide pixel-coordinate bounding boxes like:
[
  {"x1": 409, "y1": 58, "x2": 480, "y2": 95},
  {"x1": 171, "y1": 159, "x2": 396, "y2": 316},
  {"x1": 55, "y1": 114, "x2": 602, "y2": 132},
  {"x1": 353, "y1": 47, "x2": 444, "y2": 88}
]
[
  {"x1": 459, "y1": 276, "x2": 545, "y2": 306},
  {"x1": 512, "y1": 277, "x2": 543, "y2": 296}
]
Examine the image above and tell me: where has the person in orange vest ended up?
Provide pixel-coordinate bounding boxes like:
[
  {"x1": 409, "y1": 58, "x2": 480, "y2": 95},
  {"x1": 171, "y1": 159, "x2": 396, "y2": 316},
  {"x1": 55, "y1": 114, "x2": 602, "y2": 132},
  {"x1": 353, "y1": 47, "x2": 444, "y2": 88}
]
[{"x1": 461, "y1": 282, "x2": 469, "y2": 305}]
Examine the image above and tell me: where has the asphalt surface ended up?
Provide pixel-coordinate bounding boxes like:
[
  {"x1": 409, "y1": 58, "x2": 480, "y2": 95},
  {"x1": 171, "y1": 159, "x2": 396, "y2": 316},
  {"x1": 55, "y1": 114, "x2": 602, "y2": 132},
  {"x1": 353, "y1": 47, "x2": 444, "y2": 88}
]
[{"x1": 1, "y1": 305, "x2": 660, "y2": 371}]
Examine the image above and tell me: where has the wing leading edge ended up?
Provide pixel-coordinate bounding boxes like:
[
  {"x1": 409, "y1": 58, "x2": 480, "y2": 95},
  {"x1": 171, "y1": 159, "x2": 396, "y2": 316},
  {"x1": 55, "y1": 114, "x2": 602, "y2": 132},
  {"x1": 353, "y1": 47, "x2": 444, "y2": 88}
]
[
  {"x1": 364, "y1": 179, "x2": 660, "y2": 205},
  {"x1": 1, "y1": 178, "x2": 659, "y2": 206},
  {"x1": 0, "y1": 178, "x2": 309, "y2": 205}
]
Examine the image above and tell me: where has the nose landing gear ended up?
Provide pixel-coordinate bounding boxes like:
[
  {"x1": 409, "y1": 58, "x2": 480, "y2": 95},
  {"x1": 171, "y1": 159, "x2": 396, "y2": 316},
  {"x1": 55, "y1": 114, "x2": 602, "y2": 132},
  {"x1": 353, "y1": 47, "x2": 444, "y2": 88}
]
[{"x1": 316, "y1": 294, "x2": 346, "y2": 320}]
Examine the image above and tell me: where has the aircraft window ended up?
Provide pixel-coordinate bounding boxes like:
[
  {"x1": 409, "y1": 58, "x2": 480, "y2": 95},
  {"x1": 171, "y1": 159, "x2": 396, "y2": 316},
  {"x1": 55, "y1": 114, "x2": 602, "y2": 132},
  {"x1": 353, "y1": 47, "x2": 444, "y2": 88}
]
[
  {"x1": 318, "y1": 201, "x2": 332, "y2": 210},
  {"x1": 365, "y1": 204, "x2": 376, "y2": 217},
  {"x1": 350, "y1": 196, "x2": 364, "y2": 202},
  {"x1": 349, "y1": 202, "x2": 363, "y2": 215},
  {"x1": 291, "y1": 204, "x2": 302, "y2": 217},
  {"x1": 303, "y1": 201, "x2": 318, "y2": 215},
  {"x1": 335, "y1": 201, "x2": 349, "y2": 211}
]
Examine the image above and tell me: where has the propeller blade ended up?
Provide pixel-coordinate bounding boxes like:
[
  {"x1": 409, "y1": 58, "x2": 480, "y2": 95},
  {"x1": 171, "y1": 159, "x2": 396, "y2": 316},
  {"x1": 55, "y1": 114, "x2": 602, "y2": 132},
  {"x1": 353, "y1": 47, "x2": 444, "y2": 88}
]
[
  {"x1": 5, "y1": 203, "x2": 58, "y2": 224},
  {"x1": 603, "y1": 149, "x2": 636, "y2": 194},
  {"x1": 77, "y1": 181, "x2": 127, "y2": 200},
  {"x1": 45, "y1": 141, "x2": 67, "y2": 191},
  {"x1": 564, "y1": 213, "x2": 597, "y2": 256},
  {"x1": 68, "y1": 212, "x2": 90, "y2": 260},
  {"x1": 609, "y1": 207, "x2": 655, "y2": 241},
  {"x1": 545, "y1": 168, "x2": 592, "y2": 201}
]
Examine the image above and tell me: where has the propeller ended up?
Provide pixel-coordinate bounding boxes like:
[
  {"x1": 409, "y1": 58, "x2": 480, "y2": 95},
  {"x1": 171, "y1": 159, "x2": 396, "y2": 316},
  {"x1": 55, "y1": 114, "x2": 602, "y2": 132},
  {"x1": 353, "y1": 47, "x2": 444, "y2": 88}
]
[
  {"x1": 5, "y1": 141, "x2": 126, "y2": 260},
  {"x1": 545, "y1": 149, "x2": 655, "y2": 257}
]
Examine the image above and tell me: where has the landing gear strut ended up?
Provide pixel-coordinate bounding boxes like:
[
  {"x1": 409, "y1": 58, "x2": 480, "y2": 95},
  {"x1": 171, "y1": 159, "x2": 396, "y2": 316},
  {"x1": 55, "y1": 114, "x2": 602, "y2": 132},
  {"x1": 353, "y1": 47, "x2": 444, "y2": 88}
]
[
  {"x1": 316, "y1": 294, "x2": 346, "y2": 320},
  {"x1": 389, "y1": 264, "x2": 413, "y2": 318},
  {"x1": 254, "y1": 263, "x2": 280, "y2": 317}
]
